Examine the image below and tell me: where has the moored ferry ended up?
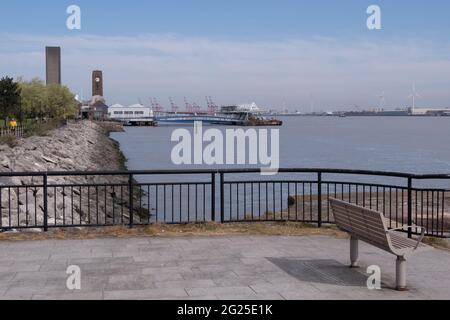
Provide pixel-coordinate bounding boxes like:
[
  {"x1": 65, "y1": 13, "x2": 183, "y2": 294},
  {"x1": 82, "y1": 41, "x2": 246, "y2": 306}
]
[
  {"x1": 155, "y1": 103, "x2": 283, "y2": 126},
  {"x1": 107, "y1": 102, "x2": 283, "y2": 126}
]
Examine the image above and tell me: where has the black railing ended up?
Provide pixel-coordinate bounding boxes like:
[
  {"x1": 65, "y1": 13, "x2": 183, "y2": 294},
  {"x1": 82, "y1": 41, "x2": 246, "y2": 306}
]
[
  {"x1": 0, "y1": 169, "x2": 449, "y2": 238},
  {"x1": 0, "y1": 126, "x2": 26, "y2": 138},
  {"x1": 0, "y1": 118, "x2": 70, "y2": 138}
]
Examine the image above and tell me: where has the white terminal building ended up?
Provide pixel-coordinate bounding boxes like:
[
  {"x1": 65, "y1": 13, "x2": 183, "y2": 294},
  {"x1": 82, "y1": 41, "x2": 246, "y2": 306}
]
[
  {"x1": 411, "y1": 107, "x2": 450, "y2": 116},
  {"x1": 108, "y1": 104, "x2": 155, "y2": 125}
]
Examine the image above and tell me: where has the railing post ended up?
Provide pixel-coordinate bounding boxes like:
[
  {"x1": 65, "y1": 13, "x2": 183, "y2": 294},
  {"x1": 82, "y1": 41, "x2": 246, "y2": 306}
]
[
  {"x1": 128, "y1": 174, "x2": 134, "y2": 229},
  {"x1": 211, "y1": 173, "x2": 216, "y2": 222},
  {"x1": 220, "y1": 172, "x2": 225, "y2": 223},
  {"x1": 407, "y1": 177, "x2": 413, "y2": 239},
  {"x1": 43, "y1": 173, "x2": 48, "y2": 232},
  {"x1": 317, "y1": 172, "x2": 322, "y2": 228}
]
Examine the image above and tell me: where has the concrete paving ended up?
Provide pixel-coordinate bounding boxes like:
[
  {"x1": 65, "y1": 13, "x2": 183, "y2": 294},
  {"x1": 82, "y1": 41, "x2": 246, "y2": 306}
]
[{"x1": 0, "y1": 235, "x2": 449, "y2": 300}]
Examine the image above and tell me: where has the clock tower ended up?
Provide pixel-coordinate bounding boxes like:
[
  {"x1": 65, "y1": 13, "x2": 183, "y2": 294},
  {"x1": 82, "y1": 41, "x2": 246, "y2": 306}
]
[{"x1": 92, "y1": 70, "x2": 104, "y2": 97}]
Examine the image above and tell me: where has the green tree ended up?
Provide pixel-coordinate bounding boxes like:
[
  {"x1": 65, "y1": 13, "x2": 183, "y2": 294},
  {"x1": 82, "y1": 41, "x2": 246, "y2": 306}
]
[
  {"x1": 19, "y1": 79, "x2": 77, "y2": 119},
  {"x1": 19, "y1": 78, "x2": 46, "y2": 118},
  {"x1": 0, "y1": 76, "x2": 22, "y2": 121},
  {"x1": 45, "y1": 84, "x2": 78, "y2": 118}
]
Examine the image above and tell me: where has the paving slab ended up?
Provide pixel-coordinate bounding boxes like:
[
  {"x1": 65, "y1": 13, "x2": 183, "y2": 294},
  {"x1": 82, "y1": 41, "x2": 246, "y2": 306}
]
[{"x1": 0, "y1": 235, "x2": 449, "y2": 300}]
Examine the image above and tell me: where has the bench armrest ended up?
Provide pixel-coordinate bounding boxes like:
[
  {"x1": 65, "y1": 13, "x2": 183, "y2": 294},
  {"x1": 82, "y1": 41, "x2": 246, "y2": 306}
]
[{"x1": 387, "y1": 226, "x2": 427, "y2": 250}]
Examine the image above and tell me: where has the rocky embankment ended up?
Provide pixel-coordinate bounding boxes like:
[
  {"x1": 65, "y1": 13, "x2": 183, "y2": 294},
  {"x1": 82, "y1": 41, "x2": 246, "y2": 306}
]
[
  {"x1": 0, "y1": 121, "x2": 124, "y2": 173},
  {"x1": 0, "y1": 121, "x2": 139, "y2": 229}
]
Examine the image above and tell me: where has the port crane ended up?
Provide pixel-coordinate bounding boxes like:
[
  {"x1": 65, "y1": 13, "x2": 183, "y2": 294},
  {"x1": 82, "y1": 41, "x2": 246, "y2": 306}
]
[
  {"x1": 206, "y1": 96, "x2": 219, "y2": 115},
  {"x1": 151, "y1": 98, "x2": 164, "y2": 113},
  {"x1": 169, "y1": 97, "x2": 179, "y2": 114}
]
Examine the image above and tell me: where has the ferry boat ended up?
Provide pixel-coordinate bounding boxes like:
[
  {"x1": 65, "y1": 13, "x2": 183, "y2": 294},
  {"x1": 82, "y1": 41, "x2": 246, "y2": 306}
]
[
  {"x1": 155, "y1": 104, "x2": 283, "y2": 126},
  {"x1": 108, "y1": 102, "x2": 283, "y2": 126}
]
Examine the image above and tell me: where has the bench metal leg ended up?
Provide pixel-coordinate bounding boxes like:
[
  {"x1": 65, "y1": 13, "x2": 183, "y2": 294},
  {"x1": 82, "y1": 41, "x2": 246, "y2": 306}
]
[
  {"x1": 396, "y1": 256, "x2": 407, "y2": 291},
  {"x1": 350, "y1": 236, "x2": 359, "y2": 268}
]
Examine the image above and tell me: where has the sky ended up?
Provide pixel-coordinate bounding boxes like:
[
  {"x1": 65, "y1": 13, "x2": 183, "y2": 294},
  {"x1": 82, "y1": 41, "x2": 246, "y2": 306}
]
[{"x1": 1, "y1": 0, "x2": 450, "y2": 111}]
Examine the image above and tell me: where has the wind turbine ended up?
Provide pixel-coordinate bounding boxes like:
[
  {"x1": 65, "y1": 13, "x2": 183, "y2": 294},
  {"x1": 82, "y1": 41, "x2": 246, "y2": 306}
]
[
  {"x1": 377, "y1": 91, "x2": 386, "y2": 110},
  {"x1": 309, "y1": 93, "x2": 315, "y2": 114},
  {"x1": 408, "y1": 82, "x2": 422, "y2": 114}
]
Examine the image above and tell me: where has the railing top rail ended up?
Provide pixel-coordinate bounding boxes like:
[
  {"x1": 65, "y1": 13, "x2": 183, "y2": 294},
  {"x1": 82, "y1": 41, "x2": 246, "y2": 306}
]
[
  {"x1": 1, "y1": 168, "x2": 450, "y2": 179},
  {"x1": 217, "y1": 168, "x2": 450, "y2": 179},
  {"x1": 0, "y1": 169, "x2": 217, "y2": 177}
]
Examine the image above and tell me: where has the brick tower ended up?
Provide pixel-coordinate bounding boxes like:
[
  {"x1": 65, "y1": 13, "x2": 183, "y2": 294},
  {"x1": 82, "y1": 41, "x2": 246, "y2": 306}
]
[{"x1": 92, "y1": 70, "x2": 104, "y2": 97}]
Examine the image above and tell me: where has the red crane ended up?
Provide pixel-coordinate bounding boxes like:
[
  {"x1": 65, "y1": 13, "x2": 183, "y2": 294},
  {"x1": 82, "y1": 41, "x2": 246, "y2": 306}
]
[
  {"x1": 150, "y1": 98, "x2": 156, "y2": 110},
  {"x1": 152, "y1": 98, "x2": 164, "y2": 113},
  {"x1": 192, "y1": 102, "x2": 201, "y2": 114},
  {"x1": 184, "y1": 97, "x2": 193, "y2": 113},
  {"x1": 170, "y1": 97, "x2": 179, "y2": 114}
]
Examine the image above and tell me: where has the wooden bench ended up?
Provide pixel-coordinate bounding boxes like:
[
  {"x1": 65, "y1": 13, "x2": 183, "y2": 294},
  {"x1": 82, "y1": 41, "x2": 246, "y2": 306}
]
[{"x1": 329, "y1": 198, "x2": 431, "y2": 290}]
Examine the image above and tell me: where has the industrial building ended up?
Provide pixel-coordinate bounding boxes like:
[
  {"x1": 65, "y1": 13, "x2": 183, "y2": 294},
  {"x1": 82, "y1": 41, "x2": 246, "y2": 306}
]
[
  {"x1": 410, "y1": 107, "x2": 450, "y2": 116},
  {"x1": 45, "y1": 46, "x2": 61, "y2": 85},
  {"x1": 108, "y1": 104, "x2": 155, "y2": 125}
]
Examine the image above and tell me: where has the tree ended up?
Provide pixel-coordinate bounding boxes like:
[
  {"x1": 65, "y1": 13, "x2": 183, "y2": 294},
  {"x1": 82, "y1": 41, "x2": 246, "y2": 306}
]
[
  {"x1": 45, "y1": 84, "x2": 78, "y2": 118},
  {"x1": 19, "y1": 79, "x2": 77, "y2": 119},
  {"x1": 19, "y1": 78, "x2": 46, "y2": 118},
  {"x1": 0, "y1": 76, "x2": 22, "y2": 121}
]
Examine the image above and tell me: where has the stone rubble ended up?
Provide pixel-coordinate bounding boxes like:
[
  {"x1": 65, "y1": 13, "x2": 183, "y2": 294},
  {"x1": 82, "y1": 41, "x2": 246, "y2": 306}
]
[{"x1": 0, "y1": 121, "x2": 142, "y2": 229}]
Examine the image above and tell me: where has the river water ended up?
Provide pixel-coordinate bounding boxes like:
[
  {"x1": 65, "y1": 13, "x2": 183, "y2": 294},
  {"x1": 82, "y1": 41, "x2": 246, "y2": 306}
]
[
  {"x1": 111, "y1": 116, "x2": 450, "y2": 174},
  {"x1": 111, "y1": 116, "x2": 450, "y2": 222}
]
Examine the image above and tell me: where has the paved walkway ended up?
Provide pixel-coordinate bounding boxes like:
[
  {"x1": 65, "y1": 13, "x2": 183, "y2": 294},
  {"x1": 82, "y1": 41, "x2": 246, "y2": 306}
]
[{"x1": 0, "y1": 235, "x2": 449, "y2": 300}]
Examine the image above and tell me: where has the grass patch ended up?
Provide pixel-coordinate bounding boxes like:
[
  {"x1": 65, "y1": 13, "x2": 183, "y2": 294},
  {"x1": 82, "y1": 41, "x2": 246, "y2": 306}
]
[
  {"x1": 423, "y1": 237, "x2": 450, "y2": 251},
  {"x1": 3, "y1": 223, "x2": 448, "y2": 252},
  {"x1": 0, "y1": 222, "x2": 347, "y2": 242}
]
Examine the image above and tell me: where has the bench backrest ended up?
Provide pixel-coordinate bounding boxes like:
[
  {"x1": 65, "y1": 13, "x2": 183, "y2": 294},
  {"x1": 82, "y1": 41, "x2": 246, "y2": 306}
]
[{"x1": 329, "y1": 198, "x2": 391, "y2": 251}]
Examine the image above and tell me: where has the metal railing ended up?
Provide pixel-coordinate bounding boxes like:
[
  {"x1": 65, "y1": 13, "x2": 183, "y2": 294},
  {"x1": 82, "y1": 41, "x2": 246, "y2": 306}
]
[
  {"x1": 0, "y1": 126, "x2": 26, "y2": 138},
  {"x1": 0, "y1": 118, "x2": 69, "y2": 138},
  {"x1": 0, "y1": 169, "x2": 449, "y2": 238}
]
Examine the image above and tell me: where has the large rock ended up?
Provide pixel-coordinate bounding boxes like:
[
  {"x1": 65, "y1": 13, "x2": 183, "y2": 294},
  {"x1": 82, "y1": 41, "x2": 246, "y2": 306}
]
[{"x1": 0, "y1": 121, "x2": 137, "y2": 229}]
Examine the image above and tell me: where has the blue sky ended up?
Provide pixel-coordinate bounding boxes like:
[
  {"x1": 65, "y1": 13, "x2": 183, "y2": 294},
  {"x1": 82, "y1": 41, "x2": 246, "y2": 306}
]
[
  {"x1": 1, "y1": 1, "x2": 450, "y2": 110},
  {"x1": 2, "y1": 0, "x2": 450, "y2": 39}
]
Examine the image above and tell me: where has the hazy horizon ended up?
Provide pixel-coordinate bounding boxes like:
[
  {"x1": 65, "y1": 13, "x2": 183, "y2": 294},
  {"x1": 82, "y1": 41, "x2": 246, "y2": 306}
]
[{"x1": 1, "y1": 1, "x2": 450, "y2": 111}]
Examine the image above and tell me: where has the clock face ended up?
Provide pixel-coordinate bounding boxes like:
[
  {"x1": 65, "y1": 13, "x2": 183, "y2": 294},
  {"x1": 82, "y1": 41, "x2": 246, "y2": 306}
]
[{"x1": 95, "y1": 77, "x2": 100, "y2": 83}]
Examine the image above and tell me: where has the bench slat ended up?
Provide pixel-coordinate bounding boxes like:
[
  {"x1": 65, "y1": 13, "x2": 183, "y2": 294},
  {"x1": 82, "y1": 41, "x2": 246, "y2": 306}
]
[
  {"x1": 390, "y1": 234, "x2": 421, "y2": 249},
  {"x1": 333, "y1": 218, "x2": 388, "y2": 241},
  {"x1": 332, "y1": 206, "x2": 384, "y2": 223},
  {"x1": 332, "y1": 207, "x2": 386, "y2": 226},
  {"x1": 333, "y1": 207, "x2": 387, "y2": 231},
  {"x1": 330, "y1": 198, "x2": 392, "y2": 252},
  {"x1": 332, "y1": 208, "x2": 388, "y2": 232}
]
